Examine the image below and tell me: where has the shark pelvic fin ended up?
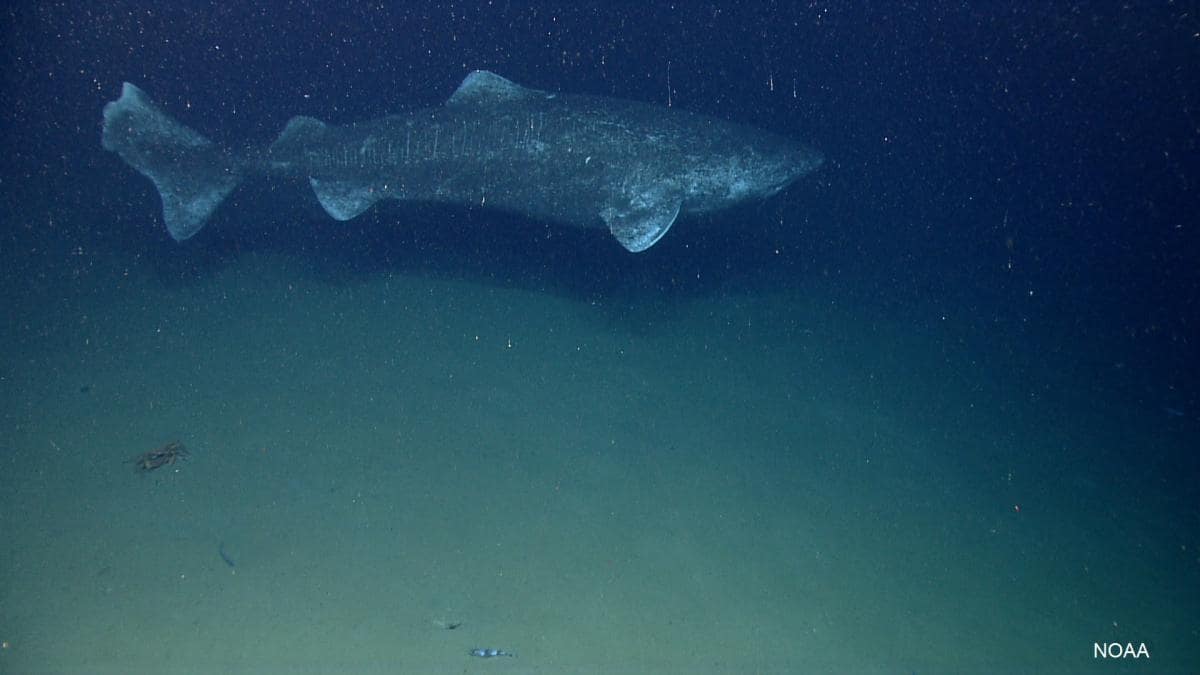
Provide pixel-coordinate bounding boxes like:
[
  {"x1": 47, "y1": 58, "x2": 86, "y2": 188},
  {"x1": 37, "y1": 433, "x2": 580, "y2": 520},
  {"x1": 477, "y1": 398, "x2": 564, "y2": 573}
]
[{"x1": 309, "y1": 178, "x2": 383, "y2": 221}]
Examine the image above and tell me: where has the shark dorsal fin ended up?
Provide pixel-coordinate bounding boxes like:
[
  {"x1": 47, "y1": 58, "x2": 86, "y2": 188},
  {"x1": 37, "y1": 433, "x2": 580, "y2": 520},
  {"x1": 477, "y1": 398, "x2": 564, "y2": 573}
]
[{"x1": 448, "y1": 70, "x2": 546, "y2": 106}]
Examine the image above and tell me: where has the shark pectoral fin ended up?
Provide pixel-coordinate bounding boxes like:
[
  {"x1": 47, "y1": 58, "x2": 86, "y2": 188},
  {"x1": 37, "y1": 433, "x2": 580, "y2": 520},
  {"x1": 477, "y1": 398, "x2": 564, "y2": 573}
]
[
  {"x1": 309, "y1": 178, "x2": 381, "y2": 220},
  {"x1": 602, "y1": 200, "x2": 681, "y2": 252}
]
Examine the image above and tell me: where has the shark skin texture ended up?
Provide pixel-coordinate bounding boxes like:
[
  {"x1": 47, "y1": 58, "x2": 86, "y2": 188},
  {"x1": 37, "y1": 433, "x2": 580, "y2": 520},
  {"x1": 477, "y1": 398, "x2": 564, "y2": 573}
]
[{"x1": 102, "y1": 70, "x2": 823, "y2": 252}]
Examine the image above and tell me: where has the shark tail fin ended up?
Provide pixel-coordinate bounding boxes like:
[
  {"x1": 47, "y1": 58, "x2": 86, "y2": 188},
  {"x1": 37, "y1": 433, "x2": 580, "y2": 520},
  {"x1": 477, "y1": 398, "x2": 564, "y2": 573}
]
[{"x1": 102, "y1": 83, "x2": 242, "y2": 240}]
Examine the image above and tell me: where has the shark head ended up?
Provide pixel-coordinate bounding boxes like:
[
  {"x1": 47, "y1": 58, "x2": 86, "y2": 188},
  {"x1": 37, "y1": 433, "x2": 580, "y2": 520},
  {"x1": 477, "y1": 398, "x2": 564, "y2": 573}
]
[
  {"x1": 681, "y1": 135, "x2": 824, "y2": 213},
  {"x1": 756, "y1": 141, "x2": 825, "y2": 199}
]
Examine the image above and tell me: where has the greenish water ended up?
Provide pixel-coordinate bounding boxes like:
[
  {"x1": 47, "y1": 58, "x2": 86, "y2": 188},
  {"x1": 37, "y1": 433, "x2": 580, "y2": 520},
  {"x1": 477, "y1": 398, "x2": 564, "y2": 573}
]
[{"x1": 2, "y1": 244, "x2": 1194, "y2": 674}]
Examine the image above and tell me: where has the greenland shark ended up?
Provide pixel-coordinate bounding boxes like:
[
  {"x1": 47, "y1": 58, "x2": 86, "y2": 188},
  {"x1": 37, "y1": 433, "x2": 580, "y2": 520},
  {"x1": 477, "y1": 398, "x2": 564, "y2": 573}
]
[{"x1": 101, "y1": 70, "x2": 822, "y2": 252}]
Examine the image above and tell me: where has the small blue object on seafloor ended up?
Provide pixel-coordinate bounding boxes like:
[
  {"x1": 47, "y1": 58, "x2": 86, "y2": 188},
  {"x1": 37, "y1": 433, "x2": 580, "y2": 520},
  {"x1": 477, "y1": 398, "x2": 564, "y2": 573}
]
[{"x1": 469, "y1": 647, "x2": 515, "y2": 658}]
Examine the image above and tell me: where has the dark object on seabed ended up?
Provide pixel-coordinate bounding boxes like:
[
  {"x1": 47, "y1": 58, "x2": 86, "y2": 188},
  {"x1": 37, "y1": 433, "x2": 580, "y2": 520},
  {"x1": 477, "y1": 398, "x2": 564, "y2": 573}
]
[
  {"x1": 218, "y1": 542, "x2": 236, "y2": 568},
  {"x1": 470, "y1": 648, "x2": 515, "y2": 658},
  {"x1": 130, "y1": 440, "x2": 189, "y2": 472}
]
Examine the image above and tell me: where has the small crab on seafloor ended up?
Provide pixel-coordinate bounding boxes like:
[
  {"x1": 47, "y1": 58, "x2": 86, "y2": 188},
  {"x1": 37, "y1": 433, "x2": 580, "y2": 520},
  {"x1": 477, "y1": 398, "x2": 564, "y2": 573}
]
[{"x1": 130, "y1": 440, "x2": 189, "y2": 473}]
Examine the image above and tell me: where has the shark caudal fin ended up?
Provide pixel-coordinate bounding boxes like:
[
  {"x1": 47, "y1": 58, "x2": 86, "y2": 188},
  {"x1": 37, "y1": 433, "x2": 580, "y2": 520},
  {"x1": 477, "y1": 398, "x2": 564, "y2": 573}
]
[{"x1": 102, "y1": 83, "x2": 242, "y2": 240}]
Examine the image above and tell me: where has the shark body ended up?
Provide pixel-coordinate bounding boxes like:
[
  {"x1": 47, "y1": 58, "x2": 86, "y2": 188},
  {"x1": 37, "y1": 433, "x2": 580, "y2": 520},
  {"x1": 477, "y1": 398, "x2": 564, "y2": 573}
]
[{"x1": 102, "y1": 70, "x2": 822, "y2": 252}]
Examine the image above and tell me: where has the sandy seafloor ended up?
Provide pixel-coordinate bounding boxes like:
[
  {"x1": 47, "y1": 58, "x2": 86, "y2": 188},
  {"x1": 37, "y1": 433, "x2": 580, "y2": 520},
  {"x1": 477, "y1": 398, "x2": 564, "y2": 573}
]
[{"x1": 1, "y1": 236, "x2": 1196, "y2": 674}]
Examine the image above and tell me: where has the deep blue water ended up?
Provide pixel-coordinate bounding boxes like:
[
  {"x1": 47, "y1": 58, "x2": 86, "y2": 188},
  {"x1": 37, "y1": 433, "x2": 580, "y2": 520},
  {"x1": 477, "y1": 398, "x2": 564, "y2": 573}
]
[
  {"x1": 7, "y1": 3, "x2": 1195, "y2": 385},
  {"x1": 2, "y1": 2, "x2": 1197, "y2": 672}
]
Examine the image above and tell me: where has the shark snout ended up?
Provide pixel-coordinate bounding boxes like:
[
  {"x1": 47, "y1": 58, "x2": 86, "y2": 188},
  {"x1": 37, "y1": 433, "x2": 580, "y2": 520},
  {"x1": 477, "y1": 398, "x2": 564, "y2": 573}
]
[
  {"x1": 761, "y1": 148, "x2": 823, "y2": 196},
  {"x1": 792, "y1": 146, "x2": 824, "y2": 176}
]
